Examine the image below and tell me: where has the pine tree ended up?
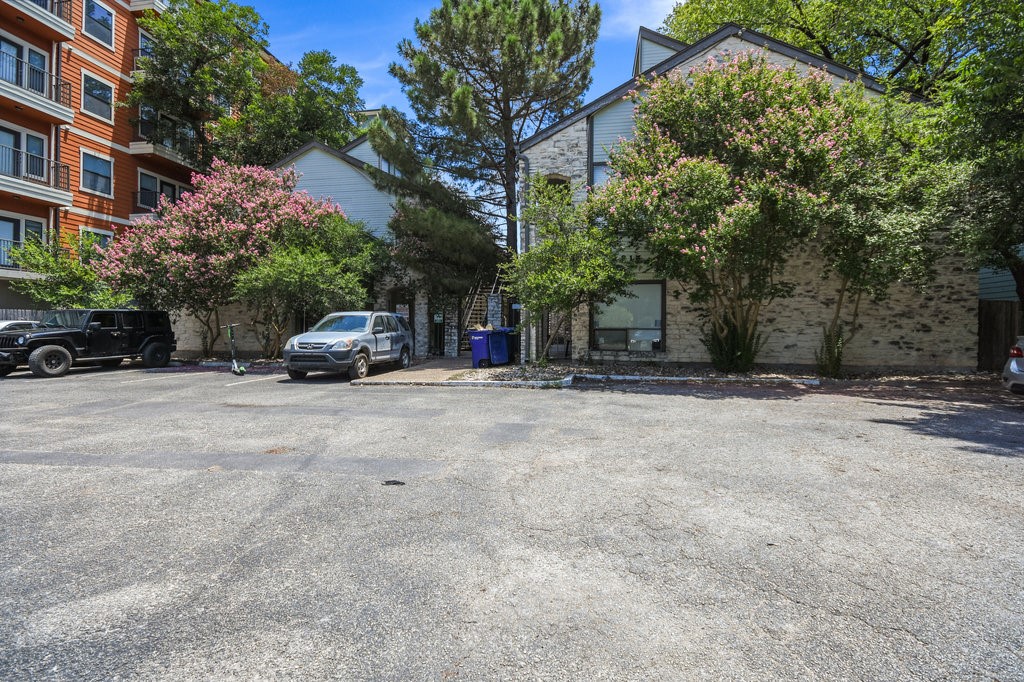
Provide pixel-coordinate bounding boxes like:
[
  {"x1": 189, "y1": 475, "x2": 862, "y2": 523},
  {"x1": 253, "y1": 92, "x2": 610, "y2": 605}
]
[{"x1": 390, "y1": 0, "x2": 600, "y2": 251}]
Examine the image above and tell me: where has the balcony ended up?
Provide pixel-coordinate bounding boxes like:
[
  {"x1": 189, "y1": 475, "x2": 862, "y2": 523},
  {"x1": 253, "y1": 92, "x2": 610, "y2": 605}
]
[
  {"x1": 130, "y1": 123, "x2": 200, "y2": 171},
  {"x1": 1, "y1": 239, "x2": 72, "y2": 281},
  {"x1": 0, "y1": 51, "x2": 73, "y2": 124},
  {"x1": 129, "y1": 0, "x2": 168, "y2": 14},
  {"x1": 0, "y1": 0, "x2": 75, "y2": 43},
  {"x1": 0, "y1": 144, "x2": 72, "y2": 206}
]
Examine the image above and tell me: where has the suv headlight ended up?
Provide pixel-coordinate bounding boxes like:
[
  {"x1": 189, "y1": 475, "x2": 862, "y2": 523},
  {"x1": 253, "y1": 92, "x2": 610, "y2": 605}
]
[
  {"x1": 284, "y1": 336, "x2": 298, "y2": 351},
  {"x1": 327, "y1": 338, "x2": 355, "y2": 351}
]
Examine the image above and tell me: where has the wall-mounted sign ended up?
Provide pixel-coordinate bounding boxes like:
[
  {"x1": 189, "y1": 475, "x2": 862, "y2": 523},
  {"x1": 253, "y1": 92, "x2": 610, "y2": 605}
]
[
  {"x1": 395, "y1": 304, "x2": 410, "y2": 318},
  {"x1": 433, "y1": 313, "x2": 444, "y2": 323}
]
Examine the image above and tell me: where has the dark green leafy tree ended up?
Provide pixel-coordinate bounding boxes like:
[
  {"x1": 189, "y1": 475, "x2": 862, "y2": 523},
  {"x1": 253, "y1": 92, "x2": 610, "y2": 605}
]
[
  {"x1": 366, "y1": 108, "x2": 504, "y2": 304},
  {"x1": 504, "y1": 177, "x2": 632, "y2": 357},
  {"x1": 9, "y1": 236, "x2": 130, "y2": 309},
  {"x1": 942, "y1": 0, "x2": 1024, "y2": 306},
  {"x1": 592, "y1": 55, "x2": 868, "y2": 371},
  {"x1": 213, "y1": 51, "x2": 365, "y2": 166},
  {"x1": 663, "y1": 0, "x2": 982, "y2": 96},
  {"x1": 814, "y1": 95, "x2": 957, "y2": 376},
  {"x1": 126, "y1": 0, "x2": 269, "y2": 167},
  {"x1": 390, "y1": 0, "x2": 601, "y2": 250},
  {"x1": 234, "y1": 215, "x2": 382, "y2": 358}
]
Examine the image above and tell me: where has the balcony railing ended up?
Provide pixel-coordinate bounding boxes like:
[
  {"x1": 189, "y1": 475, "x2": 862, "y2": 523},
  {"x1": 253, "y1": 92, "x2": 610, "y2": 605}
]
[
  {"x1": 136, "y1": 121, "x2": 197, "y2": 160},
  {"x1": 0, "y1": 144, "x2": 70, "y2": 191},
  {"x1": 0, "y1": 51, "x2": 72, "y2": 108},
  {"x1": 1, "y1": 239, "x2": 72, "y2": 270},
  {"x1": 22, "y1": 0, "x2": 72, "y2": 23}
]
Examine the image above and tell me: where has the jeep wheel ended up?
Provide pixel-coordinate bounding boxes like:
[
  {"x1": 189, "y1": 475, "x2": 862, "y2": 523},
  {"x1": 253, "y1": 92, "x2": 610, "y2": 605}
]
[
  {"x1": 348, "y1": 352, "x2": 369, "y2": 380},
  {"x1": 287, "y1": 369, "x2": 307, "y2": 380},
  {"x1": 99, "y1": 358, "x2": 123, "y2": 368},
  {"x1": 398, "y1": 346, "x2": 411, "y2": 369},
  {"x1": 142, "y1": 343, "x2": 170, "y2": 368},
  {"x1": 28, "y1": 345, "x2": 72, "y2": 378}
]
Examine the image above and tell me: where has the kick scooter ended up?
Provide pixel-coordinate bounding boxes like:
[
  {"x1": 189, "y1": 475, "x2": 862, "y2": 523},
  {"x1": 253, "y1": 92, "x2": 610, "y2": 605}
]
[{"x1": 220, "y1": 323, "x2": 247, "y2": 376}]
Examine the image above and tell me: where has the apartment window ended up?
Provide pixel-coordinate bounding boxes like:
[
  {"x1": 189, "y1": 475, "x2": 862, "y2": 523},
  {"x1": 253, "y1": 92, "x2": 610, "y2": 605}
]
[
  {"x1": 82, "y1": 73, "x2": 113, "y2": 121},
  {"x1": 79, "y1": 227, "x2": 113, "y2": 263},
  {"x1": 592, "y1": 281, "x2": 665, "y2": 352},
  {"x1": 24, "y1": 219, "x2": 43, "y2": 242},
  {"x1": 81, "y1": 151, "x2": 112, "y2": 196},
  {"x1": 138, "y1": 171, "x2": 158, "y2": 209},
  {"x1": 83, "y1": 0, "x2": 114, "y2": 48},
  {"x1": 591, "y1": 163, "x2": 613, "y2": 188}
]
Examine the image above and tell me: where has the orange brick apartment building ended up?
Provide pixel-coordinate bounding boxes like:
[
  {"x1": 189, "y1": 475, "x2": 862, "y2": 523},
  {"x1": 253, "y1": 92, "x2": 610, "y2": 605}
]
[{"x1": 1, "y1": 0, "x2": 193, "y2": 308}]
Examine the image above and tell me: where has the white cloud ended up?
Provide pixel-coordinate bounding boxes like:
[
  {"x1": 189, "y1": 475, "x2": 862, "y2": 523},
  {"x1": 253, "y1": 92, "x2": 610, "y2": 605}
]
[{"x1": 601, "y1": 0, "x2": 680, "y2": 38}]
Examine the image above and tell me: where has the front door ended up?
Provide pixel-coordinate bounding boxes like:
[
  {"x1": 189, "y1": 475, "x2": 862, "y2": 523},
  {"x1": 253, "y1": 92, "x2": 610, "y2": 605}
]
[
  {"x1": 0, "y1": 127, "x2": 19, "y2": 178},
  {"x1": 0, "y1": 39, "x2": 21, "y2": 87},
  {"x1": 0, "y1": 216, "x2": 18, "y2": 267},
  {"x1": 25, "y1": 134, "x2": 45, "y2": 180},
  {"x1": 27, "y1": 49, "x2": 46, "y2": 95}
]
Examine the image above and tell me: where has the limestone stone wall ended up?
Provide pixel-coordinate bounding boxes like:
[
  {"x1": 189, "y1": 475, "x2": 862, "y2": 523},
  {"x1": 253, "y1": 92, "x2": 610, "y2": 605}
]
[
  {"x1": 570, "y1": 250, "x2": 978, "y2": 370},
  {"x1": 519, "y1": 118, "x2": 590, "y2": 251},
  {"x1": 171, "y1": 302, "x2": 265, "y2": 360}
]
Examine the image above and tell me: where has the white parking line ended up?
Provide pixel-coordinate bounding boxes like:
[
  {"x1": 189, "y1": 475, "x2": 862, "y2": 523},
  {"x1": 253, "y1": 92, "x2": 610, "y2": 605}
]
[
  {"x1": 225, "y1": 374, "x2": 281, "y2": 387},
  {"x1": 120, "y1": 375, "x2": 176, "y2": 384}
]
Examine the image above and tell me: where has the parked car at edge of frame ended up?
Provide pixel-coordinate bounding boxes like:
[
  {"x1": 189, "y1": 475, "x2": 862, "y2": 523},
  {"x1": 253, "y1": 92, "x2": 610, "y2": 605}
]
[
  {"x1": 0, "y1": 309, "x2": 176, "y2": 378},
  {"x1": 0, "y1": 320, "x2": 39, "y2": 333},
  {"x1": 1002, "y1": 336, "x2": 1024, "y2": 395},
  {"x1": 282, "y1": 311, "x2": 413, "y2": 381}
]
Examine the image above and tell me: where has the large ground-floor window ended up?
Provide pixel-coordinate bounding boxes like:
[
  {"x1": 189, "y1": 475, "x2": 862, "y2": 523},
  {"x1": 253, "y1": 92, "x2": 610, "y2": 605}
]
[{"x1": 592, "y1": 281, "x2": 665, "y2": 352}]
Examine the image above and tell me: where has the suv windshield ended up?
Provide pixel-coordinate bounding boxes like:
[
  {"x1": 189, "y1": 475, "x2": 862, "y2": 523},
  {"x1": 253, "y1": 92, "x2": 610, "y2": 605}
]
[
  {"x1": 39, "y1": 310, "x2": 87, "y2": 328},
  {"x1": 312, "y1": 314, "x2": 369, "y2": 333}
]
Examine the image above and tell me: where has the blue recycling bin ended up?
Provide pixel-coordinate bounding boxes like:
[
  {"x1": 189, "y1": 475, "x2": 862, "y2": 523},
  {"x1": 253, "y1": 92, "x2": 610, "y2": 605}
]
[{"x1": 467, "y1": 328, "x2": 513, "y2": 368}]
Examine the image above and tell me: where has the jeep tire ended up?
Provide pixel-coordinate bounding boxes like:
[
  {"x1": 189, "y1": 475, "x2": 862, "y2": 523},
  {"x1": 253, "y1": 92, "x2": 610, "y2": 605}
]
[
  {"x1": 28, "y1": 345, "x2": 73, "y2": 378},
  {"x1": 142, "y1": 342, "x2": 170, "y2": 368}
]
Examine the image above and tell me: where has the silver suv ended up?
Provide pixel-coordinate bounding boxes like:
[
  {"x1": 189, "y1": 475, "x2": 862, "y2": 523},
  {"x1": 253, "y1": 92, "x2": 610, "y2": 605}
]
[{"x1": 282, "y1": 311, "x2": 413, "y2": 380}]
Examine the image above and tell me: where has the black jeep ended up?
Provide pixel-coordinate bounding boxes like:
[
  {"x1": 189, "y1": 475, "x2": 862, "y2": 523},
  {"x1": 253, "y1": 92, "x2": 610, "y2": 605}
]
[{"x1": 0, "y1": 309, "x2": 176, "y2": 378}]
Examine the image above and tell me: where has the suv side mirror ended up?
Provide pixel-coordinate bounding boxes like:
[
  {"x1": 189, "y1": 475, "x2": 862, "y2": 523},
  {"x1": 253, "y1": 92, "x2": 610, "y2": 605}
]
[
  {"x1": 87, "y1": 321, "x2": 102, "y2": 332},
  {"x1": 372, "y1": 323, "x2": 384, "y2": 333}
]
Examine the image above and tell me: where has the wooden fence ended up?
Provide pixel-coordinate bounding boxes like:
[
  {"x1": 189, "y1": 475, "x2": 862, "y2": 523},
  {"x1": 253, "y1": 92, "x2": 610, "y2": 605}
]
[
  {"x1": 0, "y1": 308, "x2": 44, "y2": 321},
  {"x1": 978, "y1": 300, "x2": 1022, "y2": 370}
]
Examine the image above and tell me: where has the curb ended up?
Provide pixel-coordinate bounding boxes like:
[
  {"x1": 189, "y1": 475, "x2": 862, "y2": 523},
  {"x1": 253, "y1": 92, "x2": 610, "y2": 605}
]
[{"x1": 352, "y1": 374, "x2": 819, "y2": 389}]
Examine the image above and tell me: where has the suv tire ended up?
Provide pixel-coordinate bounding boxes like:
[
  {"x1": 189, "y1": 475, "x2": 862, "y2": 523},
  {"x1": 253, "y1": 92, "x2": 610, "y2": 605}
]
[
  {"x1": 348, "y1": 352, "x2": 369, "y2": 380},
  {"x1": 28, "y1": 345, "x2": 73, "y2": 378},
  {"x1": 142, "y1": 343, "x2": 170, "y2": 368},
  {"x1": 287, "y1": 369, "x2": 307, "y2": 380},
  {"x1": 398, "y1": 346, "x2": 411, "y2": 369}
]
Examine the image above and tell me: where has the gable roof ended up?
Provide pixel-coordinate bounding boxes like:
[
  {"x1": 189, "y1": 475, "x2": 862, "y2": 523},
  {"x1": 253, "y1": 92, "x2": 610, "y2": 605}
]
[
  {"x1": 270, "y1": 136, "x2": 372, "y2": 174},
  {"x1": 521, "y1": 23, "x2": 886, "y2": 152},
  {"x1": 633, "y1": 26, "x2": 687, "y2": 76}
]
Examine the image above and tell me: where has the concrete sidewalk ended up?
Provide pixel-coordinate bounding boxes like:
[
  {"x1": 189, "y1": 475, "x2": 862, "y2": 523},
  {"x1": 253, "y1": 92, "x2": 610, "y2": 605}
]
[{"x1": 361, "y1": 355, "x2": 475, "y2": 384}]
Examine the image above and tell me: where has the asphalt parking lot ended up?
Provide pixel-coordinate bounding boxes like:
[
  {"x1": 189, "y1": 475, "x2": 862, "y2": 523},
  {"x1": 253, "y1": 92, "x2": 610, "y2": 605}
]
[{"x1": 1, "y1": 366, "x2": 1022, "y2": 680}]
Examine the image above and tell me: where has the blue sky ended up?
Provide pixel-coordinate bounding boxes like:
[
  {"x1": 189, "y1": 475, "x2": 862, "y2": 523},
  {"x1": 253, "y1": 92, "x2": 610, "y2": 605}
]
[{"x1": 247, "y1": 0, "x2": 679, "y2": 112}]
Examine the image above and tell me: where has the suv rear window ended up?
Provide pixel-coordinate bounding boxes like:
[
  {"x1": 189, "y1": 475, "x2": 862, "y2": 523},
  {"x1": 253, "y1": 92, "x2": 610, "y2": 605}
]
[
  {"x1": 145, "y1": 312, "x2": 169, "y2": 329},
  {"x1": 396, "y1": 315, "x2": 411, "y2": 333}
]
